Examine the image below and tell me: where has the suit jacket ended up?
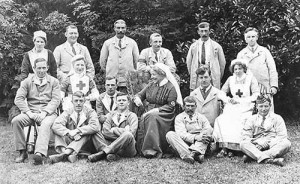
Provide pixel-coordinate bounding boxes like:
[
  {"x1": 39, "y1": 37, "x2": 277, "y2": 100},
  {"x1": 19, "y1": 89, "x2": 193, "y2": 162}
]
[
  {"x1": 190, "y1": 86, "x2": 227, "y2": 127},
  {"x1": 102, "y1": 110, "x2": 138, "y2": 140},
  {"x1": 15, "y1": 74, "x2": 60, "y2": 115},
  {"x1": 96, "y1": 91, "x2": 119, "y2": 123},
  {"x1": 186, "y1": 38, "x2": 226, "y2": 90},
  {"x1": 53, "y1": 41, "x2": 95, "y2": 80},
  {"x1": 237, "y1": 45, "x2": 278, "y2": 91},
  {"x1": 99, "y1": 36, "x2": 139, "y2": 86},
  {"x1": 52, "y1": 106, "x2": 100, "y2": 137}
]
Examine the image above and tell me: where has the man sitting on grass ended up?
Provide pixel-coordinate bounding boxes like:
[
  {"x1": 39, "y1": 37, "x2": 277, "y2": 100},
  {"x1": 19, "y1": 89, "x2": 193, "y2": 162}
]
[
  {"x1": 50, "y1": 91, "x2": 101, "y2": 163},
  {"x1": 166, "y1": 96, "x2": 213, "y2": 164},
  {"x1": 88, "y1": 92, "x2": 138, "y2": 162},
  {"x1": 240, "y1": 95, "x2": 291, "y2": 166}
]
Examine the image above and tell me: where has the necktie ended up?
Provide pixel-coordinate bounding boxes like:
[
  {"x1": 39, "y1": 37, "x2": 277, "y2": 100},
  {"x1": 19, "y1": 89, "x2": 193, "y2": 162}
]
[
  {"x1": 110, "y1": 96, "x2": 114, "y2": 111},
  {"x1": 261, "y1": 116, "x2": 266, "y2": 127},
  {"x1": 39, "y1": 78, "x2": 43, "y2": 85},
  {"x1": 77, "y1": 112, "x2": 80, "y2": 125},
  {"x1": 118, "y1": 39, "x2": 122, "y2": 49},
  {"x1": 117, "y1": 113, "x2": 121, "y2": 122},
  {"x1": 71, "y1": 44, "x2": 76, "y2": 55},
  {"x1": 155, "y1": 52, "x2": 158, "y2": 61},
  {"x1": 201, "y1": 41, "x2": 206, "y2": 64}
]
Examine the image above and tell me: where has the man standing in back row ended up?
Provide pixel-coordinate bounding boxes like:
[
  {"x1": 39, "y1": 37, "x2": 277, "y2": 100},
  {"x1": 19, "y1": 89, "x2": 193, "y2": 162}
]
[
  {"x1": 237, "y1": 27, "x2": 278, "y2": 111},
  {"x1": 99, "y1": 19, "x2": 139, "y2": 93},
  {"x1": 54, "y1": 25, "x2": 95, "y2": 82},
  {"x1": 186, "y1": 22, "x2": 226, "y2": 91}
]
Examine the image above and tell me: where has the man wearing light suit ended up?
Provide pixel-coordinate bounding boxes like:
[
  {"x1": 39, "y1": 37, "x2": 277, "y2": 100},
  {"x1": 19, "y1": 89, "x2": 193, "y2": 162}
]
[
  {"x1": 54, "y1": 25, "x2": 95, "y2": 82},
  {"x1": 186, "y1": 22, "x2": 226, "y2": 91},
  {"x1": 99, "y1": 19, "x2": 139, "y2": 93},
  {"x1": 190, "y1": 66, "x2": 227, "y2": 127},
  {"x1": 96, "y1": 77, "x2": 119, "y2": 124}
]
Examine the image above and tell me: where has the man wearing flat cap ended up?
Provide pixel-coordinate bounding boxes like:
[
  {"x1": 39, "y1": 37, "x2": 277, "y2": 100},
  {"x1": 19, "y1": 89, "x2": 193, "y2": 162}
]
[
  {"x1": 99, "y1": 19, "x2": 139, "y2": 93},
  {"x1": 237, "y1": 27, "x2": 278, "y2": 111},
  {"x1": 186, "y1": 22, "x2": 226, "y2": 91},
  {"x1": 240, "y1": 95, "x2": 291, "y2": 166}
]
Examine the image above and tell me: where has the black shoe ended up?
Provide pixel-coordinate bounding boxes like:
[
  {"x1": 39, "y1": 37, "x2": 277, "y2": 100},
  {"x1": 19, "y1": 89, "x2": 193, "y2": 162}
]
[
  {"x1": 242, "y1": 155, "x2": 253, "y2": 163},
  {"x1": 106, "y1": 154, "x2": 120, "y2": 162},
  {"x1": 15, "y1": 150, "x2": 28, "y2": 163},
  {"x1": 87, "y1": 151, "x2": 106, "y2": 163},
  {"x1": 33, "y1": 154, "x2": 49, "y2": 165},
  {"x1": 182, "y1": 154, "x2": 195, "y2": 164},
  {"x1": 49, "y1": 153, "x2": 67, "y2": 164},
  {"x1": 194, "y1": 154, "x2": 205, "y2": 163},
  {"x1": 264, "y1": 158, "x2": 285, "y2": 167}
]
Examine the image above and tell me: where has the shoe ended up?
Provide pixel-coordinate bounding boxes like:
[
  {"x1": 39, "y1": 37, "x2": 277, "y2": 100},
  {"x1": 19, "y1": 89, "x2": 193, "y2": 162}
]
[
  {"x1": 49, "y1": 153, "x2": 67, "y2": 164},
  {"x1": 67, "y1": 154, "x2": 78, "y2": 163},
  {"x1": 182, "y1": 154, "x2": 195, "y2": 164},
  {"x1": 33, "y1": 154, "x2": 49, "y2": 165},
  {"x1": 194, "y1": 154, "x2": 205, "y2": 163},
  {"x1": 216, "y1": 149, "x2": 227, "y2": 158},
  {"x1": 264, "y1": 158, "x2": 285, "y2": 167},
  {"x1": 27, "y1": 144, "x2": 35, "y2": 154},
  {"x1": 106, "y1": 154, "x2": 120, "y2": 162},
  {"x1": 242, "y1": 154, "x2": 252, "y2": 163},
  {"x1": 87, "y1": 151, "x2": 106, "y2": 163},
  {"x1": 15, "y1": 150, "x2": 28, "y2": 163}
]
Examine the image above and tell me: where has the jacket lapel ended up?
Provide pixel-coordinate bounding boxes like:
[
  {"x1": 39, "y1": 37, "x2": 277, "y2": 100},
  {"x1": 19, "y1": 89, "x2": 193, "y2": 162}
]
[
  {"x1": 192, "y1": 88, "x2": 204, "y2": 102},
  {"x1": 203, "y1": 88, "x2": 217, "y2": 105},
  {"x1": 63, "y1": 42, "x2": 75, "y2": 57},
  {"x1": 102, "y1": 94, "x2": 111, "y2": 112}
]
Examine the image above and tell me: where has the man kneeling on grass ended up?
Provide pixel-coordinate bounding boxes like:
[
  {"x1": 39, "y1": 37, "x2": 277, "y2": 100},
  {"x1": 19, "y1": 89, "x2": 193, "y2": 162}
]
[
  {"x1": 240, "y1": 95, "x2": 291, "y2": 166},
  {"x1": 166, "y1": 96, "x2": 213, "y2": 164},
  {"x1": 50, "y1": 91, "x2": 101, "y2": 163},
  {"x1": 88, "y1": 92, "x2": 138, "y2": 162}
]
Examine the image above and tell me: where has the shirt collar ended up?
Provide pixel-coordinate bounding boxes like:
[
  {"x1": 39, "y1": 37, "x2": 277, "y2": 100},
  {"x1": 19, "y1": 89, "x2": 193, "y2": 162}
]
[
  {"x1": 200, "y1": 84, "x2": 212, "y2": 93},
  {"x1": 248, "y1": 44, "x2": 258, "y2": 52},
  {"x1": 33, "y1": 75, "x2": 47, "y2": 85}
]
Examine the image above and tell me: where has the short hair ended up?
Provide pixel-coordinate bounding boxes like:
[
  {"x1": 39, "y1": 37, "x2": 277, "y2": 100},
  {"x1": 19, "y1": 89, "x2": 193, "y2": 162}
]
[
  {"x1": 244, "y1": 27, "x2": 259, "y2": 37},
  {"x1": 66, "y1": 25, "x2": 78, "y2": 32},
  {"x1": 198, "y1": 22, "x2": 210, "y2": 29},
  {"x1": 196, "y1": 65, "x2": 211, "y2": 76},
  {"x1": 72, "y1": 91, "x2": 85, "y2": 99},
  {"x1": 71, "y1": 55, "x2": 86, "y2": 66},
  {"x1": 114, "y1": 19, "x2": 126, "y2": 27},
  {"x1": 230, "y1": 60, "x2": 247, "y2": 74},
  {"x1": 33, "y1": 58, "x2": 47, "y2": 68},
  {"x1": 183, "y1": 96, "x2": 197, "y2": 106},
  {"x1": 149, "y1": 33, "x2": 162, "y2": 43},
  {"x1": 116, "y1": 92, "x2": 130, "y2": 101},
  {"x1": 105, "y1": 76, "x2": 117, "y2": 84},
  {"x1": 151, "y1": 65, "x2": 166, "y2": 77}
]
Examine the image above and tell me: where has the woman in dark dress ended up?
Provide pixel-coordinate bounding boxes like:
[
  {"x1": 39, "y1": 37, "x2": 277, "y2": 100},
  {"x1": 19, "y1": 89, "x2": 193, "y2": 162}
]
[{"x1": 135, "y1": 63, "x2": 183, "y2": 158}]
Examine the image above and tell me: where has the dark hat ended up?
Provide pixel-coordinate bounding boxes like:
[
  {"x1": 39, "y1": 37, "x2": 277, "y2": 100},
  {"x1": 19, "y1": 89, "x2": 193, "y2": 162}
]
[
  {"x1": 198, "y1": 22, "x2": 210, "y2": 28},
  {"x1": 256, "y1": 94, "x2": 271, "y2": 104}
]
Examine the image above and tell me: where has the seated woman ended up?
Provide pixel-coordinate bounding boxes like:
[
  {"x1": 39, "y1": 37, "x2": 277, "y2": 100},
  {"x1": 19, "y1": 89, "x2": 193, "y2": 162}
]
[
  {"x1": 61, "y1": 55, "x2": 99, "y2": 111},
  {"x1": 134, "y1": 63, "x2": 183, "y2": 158},
  {"x1": 213, "y1": 59, "x2": 259, "y2": 157},
  {"x1": 20, "y1": 30, "x2": 57, "y2": 80}
]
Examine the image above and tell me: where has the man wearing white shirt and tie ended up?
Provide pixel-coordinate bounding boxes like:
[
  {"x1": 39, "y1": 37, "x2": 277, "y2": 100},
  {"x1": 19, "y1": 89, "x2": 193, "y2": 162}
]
[
  {"x1": 99, "y1": 19, "x2": 139, "y2": 93},
  {"x1": 54, "y1": 25, "x2": 95, "y2": 82},
  {"x1": 96, "y1": 76, "x2": 119, "y2": 124},
  {"x1": 186, "y1": 22, "x2": 226, "y2": 91},
  {"x1": 88, "y1": 92, "x2": 138, "y2": 162}
]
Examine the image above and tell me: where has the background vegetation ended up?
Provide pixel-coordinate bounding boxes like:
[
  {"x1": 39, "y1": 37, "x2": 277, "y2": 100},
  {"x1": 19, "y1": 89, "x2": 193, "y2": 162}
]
[{"x1": 0, "y1": 0, "x2": 300, "y2": 119}]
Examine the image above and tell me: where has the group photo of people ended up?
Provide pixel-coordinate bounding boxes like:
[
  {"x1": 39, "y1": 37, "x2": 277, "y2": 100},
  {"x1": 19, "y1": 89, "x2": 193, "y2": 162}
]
[
  {"x1": 10, "y1": 19, "x2": 291, "y2": 168},
  {"x1": 2, "y1": 0, "x2": 300, "y2": 183}
]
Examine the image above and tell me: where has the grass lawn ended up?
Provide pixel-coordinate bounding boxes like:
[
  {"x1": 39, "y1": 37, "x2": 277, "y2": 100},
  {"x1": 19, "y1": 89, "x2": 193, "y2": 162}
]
[{"x1": 1, "y1": 118, "x2": 300, "y2": 184}]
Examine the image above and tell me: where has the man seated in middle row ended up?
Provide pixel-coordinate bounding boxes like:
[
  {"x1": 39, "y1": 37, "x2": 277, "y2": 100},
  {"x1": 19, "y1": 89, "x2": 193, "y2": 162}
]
[
  {"x1": 88, "y1": 92, "x2": 138, "y2": 162},
  {"x1": 166, "y1": 96, "x2": 213, "y2": 164}
]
